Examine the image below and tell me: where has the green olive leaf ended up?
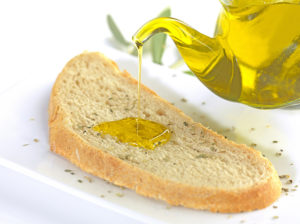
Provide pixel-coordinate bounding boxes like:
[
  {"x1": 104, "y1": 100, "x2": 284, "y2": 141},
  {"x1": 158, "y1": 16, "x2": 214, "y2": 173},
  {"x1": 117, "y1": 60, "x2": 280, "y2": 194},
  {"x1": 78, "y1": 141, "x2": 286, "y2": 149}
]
[
  {"x1": 183, "y1": 70, "x2": 195, "y2": 76},
  {"x1": 157, "y1": 7, "x2": 171, "y2": 18},
  {"x1": 151, "y1": 8, "x2": 171, "y2": 64},
  {"x1": 107, "y1": 14, "x2": 130, "y2": 46}
]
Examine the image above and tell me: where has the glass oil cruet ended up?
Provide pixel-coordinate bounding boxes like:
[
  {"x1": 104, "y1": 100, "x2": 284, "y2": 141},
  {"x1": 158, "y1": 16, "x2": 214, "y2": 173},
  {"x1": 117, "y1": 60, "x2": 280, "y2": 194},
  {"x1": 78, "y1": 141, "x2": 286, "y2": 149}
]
[{"x1": 133, "y1": 0, "x2": 300, "y2": 108}]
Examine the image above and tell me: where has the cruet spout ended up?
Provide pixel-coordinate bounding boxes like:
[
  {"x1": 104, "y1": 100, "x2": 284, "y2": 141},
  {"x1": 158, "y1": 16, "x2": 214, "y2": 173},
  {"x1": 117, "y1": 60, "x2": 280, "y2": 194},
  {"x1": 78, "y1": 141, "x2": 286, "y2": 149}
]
[{"x1": 133, "y1": 17, "x2": 242, "y2": 102}]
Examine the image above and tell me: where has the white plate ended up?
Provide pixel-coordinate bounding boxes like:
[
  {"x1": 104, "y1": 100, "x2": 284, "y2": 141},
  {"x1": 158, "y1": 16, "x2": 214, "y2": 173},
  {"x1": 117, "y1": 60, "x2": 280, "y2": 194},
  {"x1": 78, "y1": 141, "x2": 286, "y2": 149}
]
[{"x1": 0, "y1": 46, "x2": 299, "y2": 224}]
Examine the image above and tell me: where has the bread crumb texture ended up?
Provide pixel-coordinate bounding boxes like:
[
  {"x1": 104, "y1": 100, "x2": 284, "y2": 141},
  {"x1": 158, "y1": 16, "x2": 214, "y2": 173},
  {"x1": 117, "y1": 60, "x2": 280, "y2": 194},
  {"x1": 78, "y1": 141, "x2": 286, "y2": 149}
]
[{"x1": 49, "y1": 52, "x2": 281, "y2": 212}]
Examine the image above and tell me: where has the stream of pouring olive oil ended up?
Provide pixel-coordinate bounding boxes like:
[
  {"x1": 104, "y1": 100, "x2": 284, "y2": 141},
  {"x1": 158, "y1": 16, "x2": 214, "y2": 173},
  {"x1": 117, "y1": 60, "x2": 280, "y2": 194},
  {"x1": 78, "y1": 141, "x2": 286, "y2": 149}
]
[{"x1": 93, "y1": 46, "x2": 171, "y2": 150}]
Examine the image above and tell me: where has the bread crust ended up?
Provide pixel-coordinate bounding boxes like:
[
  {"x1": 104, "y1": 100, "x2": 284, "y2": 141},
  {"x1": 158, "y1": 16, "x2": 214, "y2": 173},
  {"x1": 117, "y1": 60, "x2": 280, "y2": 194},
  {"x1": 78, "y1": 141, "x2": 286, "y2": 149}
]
[{"x1": 49, "y1": 52, "x2": 281, "y2": 213}]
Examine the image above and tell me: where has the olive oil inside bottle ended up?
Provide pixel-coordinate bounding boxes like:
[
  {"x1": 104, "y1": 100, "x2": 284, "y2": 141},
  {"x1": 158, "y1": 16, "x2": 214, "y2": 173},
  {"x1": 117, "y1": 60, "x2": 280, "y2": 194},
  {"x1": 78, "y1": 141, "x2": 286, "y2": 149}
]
[
  {"x1": 133, "y1": 2, "x2": 300, "y2": 108},
  {"x1": 93, "y1": 45, "x2": 171, "y2": 150}
]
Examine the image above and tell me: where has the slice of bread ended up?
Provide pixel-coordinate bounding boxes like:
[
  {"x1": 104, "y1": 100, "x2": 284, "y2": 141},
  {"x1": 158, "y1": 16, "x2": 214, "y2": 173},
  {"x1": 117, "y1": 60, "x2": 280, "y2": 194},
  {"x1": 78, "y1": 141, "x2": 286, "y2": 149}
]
[{"x1": 49, "y1": 52, "x2": 281, "y2": 213}]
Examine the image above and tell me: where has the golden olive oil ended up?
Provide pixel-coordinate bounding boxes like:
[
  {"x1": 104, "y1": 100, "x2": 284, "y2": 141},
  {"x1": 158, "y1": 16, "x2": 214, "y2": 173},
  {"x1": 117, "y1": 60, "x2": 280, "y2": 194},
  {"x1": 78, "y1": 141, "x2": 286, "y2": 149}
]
[
  {"x1": 93, "y1": 45, "x2": 171, "y2": 150},
  {"x1": 93, "y1": 117, "x2": 170, "y2": 150},
  {"x1": 218, "y1": 2, "x2": 300, "y2": 107},
  {"x1": 133, "y1": 2, "x2": 300, "y2": 108}
]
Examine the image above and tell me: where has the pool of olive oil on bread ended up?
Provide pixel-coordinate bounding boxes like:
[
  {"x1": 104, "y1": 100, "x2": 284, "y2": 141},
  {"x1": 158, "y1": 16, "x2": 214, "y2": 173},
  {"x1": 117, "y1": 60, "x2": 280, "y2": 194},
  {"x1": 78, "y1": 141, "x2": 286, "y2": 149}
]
[{"x1": 92, "y1": 46, "x2": 171, "y2": 150}]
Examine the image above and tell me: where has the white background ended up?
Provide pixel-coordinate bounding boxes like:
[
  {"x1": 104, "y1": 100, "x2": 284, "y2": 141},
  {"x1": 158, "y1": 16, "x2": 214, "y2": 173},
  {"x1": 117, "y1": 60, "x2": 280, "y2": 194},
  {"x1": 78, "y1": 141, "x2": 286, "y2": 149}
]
[{"x1": 0, "y1": 0, "x2": 220, "y2": 95}]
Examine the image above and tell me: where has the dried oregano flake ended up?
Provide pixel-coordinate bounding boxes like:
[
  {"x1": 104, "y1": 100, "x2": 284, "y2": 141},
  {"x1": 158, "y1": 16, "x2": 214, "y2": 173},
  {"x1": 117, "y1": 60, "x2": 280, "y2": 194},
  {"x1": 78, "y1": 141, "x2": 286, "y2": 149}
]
[
  {"x1": 84, "y1": 176, "x2": 93, "y2": 183},
  {"x1": 180, "y1": 98, "x2": 187, "y2": 103},
  {"x1": 275, "y1": 152, "x2": 282, "y2": 157},
  {"x1": 196, "y1": 154, "x2": 209, "y2": 159},
  {"x1": 286, "y1": 179, "x2": 293, "y2": 184},
  {"x1": 115, "y1": 193, "x2": 124, "y2": 197},
  {"x1": 279, "y1": 174, "x2": 290, "y2": 179}
]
